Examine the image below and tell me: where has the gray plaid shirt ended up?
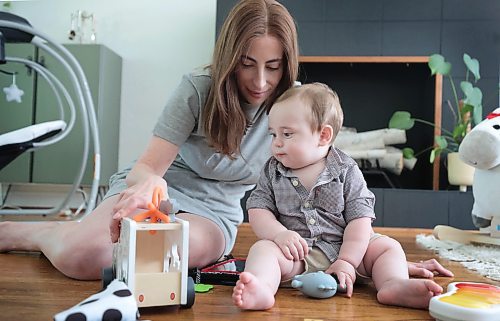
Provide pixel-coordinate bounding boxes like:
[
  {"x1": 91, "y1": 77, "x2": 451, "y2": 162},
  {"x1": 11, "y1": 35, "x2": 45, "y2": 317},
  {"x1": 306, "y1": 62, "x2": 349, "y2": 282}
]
[{"x1": 246, "y1": 147, "x2": 376, "y2": 262}]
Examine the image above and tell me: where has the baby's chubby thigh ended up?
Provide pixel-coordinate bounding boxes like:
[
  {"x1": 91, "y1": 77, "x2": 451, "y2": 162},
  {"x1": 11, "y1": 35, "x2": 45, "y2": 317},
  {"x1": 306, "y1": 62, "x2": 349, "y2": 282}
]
[{"x1": 357, "y1": 234, "x2": 406, "y2": 277}]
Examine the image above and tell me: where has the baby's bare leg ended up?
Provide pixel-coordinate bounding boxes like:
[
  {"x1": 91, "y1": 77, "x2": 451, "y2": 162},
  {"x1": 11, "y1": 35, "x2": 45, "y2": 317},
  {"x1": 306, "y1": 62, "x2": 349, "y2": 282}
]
[
  {"x1": 232, "y1": 239, "x2": 303, "y2": 310},
  {"x1": 360, "y1": 237, "x2": 443, "y2": 309}
]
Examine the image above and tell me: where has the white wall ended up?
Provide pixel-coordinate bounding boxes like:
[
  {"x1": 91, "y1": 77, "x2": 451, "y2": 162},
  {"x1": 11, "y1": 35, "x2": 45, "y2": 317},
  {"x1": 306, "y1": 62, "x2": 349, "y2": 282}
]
[{"x1": 7, "y1": 0, "x2": 216, "y2": 169}]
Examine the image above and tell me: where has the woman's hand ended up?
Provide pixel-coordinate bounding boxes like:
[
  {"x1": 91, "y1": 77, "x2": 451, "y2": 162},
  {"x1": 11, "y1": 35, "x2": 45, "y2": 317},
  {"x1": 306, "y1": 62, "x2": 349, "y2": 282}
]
[
  {"x1": 109, "y1": 176, "x2": 168, "y2": 242},
  {"x1": 273, "y1": 230, "x2": 309, "y2": 261},
  {"x1": 325, "y1": 258, "x2": 356, "y2": 297},
  {"x1": 408, "y1": 259, "x2": 454, "y2": 278}
]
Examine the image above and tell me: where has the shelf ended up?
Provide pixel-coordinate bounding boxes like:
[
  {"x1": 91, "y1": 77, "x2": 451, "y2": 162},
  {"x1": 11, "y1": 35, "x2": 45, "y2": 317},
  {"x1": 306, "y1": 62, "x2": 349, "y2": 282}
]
[{"x1": 299, "y1": 56, "x2": 443, "y2": 190}]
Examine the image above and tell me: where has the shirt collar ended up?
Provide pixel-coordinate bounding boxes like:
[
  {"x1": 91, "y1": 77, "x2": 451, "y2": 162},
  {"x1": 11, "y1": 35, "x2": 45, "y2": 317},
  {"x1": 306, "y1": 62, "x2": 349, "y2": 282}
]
[{"x1": 274, "y1": 147, "x2": 346, "y2": 179}]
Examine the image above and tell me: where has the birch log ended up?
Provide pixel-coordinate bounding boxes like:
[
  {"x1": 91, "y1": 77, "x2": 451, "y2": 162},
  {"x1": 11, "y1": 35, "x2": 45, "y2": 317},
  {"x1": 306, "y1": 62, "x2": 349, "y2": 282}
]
[
  {"x1": 335, "y1": 128, "x2": 406, "y2": 151},
  {"x1": 403, "y1": 157, "x2": 418, "y2": 170},
  {"x1": 374, "y1": 147, "x2": 404, "y2": 175},
  {"x1": 343, "y1": 147, "x2": 404, "y2": 174},
  {"x1": 343, "y1": 149, "x2": 387, "y2": 159}
]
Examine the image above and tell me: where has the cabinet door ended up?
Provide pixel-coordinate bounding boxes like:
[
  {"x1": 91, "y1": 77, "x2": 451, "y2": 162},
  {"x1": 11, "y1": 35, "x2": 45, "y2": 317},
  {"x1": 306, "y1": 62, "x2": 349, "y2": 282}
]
[
  {"x1": 0, "y1": 44, "x2": 36, "y2": 183},
  {"x1": 32, "y1": 44, "x2": 121, "y2": 185}
]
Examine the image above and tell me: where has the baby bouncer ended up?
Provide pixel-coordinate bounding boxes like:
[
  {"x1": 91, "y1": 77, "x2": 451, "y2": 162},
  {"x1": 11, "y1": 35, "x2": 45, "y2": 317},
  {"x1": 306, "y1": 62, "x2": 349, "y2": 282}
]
[{"x1": 0, "y1": 12, "x2": 100, "y2": 220}]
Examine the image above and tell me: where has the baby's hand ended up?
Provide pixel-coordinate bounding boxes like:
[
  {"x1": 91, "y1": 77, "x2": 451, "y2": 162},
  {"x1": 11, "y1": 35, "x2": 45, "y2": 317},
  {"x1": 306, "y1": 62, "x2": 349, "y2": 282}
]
[
  {"x1": 325, "y1": 258, "x2": 356, "y2": 297},
  {"x1": 273, "y1": 230, "x2": 309, "y2": 261}
]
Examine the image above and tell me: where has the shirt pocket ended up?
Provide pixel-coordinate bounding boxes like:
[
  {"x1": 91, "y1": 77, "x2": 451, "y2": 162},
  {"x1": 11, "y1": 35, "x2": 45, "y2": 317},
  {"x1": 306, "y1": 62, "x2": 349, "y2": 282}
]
[{"x1": 314, "y1": 182, "x2": 345, "y2": 217}]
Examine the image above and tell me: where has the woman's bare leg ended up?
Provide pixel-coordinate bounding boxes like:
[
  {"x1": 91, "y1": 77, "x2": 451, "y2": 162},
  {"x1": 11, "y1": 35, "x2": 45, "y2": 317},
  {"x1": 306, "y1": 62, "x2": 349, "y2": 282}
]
[
  {"x1": 0, "y1": 199, "x2": 228, "y2": 280},
  {"x1": 0, "y1": 196, "x2": 119, "y2": 280},
  {"x1": 175, "y1": 213, "x2": 226, "y2": 268}
]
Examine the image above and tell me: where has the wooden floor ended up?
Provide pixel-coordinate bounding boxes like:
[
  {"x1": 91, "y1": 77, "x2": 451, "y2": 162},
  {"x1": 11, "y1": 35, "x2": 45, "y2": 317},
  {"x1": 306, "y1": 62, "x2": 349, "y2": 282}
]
[{"x1": 1, "y1": 224, "x2": 497, "y2": 321}]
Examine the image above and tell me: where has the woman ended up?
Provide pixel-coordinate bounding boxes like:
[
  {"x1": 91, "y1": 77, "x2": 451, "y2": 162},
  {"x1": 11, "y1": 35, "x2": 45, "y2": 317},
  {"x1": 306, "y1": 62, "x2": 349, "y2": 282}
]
[
  {"x1": 0, "y1": 0, "x2": 451, "y2": 282},
  {"x1": 0, "y1": 0, "x2": 297, "y2": 280}
]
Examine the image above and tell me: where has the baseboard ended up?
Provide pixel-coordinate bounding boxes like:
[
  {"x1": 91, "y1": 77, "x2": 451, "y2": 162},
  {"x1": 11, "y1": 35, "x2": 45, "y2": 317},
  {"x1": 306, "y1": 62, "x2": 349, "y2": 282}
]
[{"x1": 0, "y1": 182, "x2": 96, "y2": 209}]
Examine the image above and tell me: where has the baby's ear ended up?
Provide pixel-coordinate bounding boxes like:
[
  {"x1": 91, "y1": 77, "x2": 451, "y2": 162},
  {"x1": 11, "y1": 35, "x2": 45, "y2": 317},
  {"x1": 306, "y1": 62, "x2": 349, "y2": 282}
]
[{"x1": 319, "y1": 125, "x2": 334, "y2": 146}]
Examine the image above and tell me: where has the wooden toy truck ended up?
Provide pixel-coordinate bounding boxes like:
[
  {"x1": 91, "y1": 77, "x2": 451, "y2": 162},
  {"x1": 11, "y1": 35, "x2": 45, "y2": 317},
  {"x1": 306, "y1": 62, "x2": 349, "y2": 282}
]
[{"x1": 103, "y1": 217, "x2": 195, "y2": 308}]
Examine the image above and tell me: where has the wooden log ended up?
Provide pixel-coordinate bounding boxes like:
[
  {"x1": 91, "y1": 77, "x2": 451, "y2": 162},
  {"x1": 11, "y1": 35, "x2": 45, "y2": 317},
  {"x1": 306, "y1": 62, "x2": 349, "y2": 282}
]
[
  {"x1": 376, "y1": 148, "x2": 404, "y2": 175},
  {"x1": 386, "y1": 146, "x2": 417, "y2": 171},
  {"x1": 347, "y1": 147, "x2": 404, "y2": 175},
  {"x1": 335, "y1": 128, "x2": 406, "y2": 150},
  {"x1": 343, "y1": 149, "x2": 387, "y2": 159},
  {"x1": 403, "y1": 157, "x2": 418, "y2": 170}
]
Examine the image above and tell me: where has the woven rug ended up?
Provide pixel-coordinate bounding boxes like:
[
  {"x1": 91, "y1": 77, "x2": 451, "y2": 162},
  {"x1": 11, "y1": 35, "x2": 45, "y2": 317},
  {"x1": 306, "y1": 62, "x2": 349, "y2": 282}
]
[{"x1": 416, "y1": 234, "x2": 500, "y2": 281}]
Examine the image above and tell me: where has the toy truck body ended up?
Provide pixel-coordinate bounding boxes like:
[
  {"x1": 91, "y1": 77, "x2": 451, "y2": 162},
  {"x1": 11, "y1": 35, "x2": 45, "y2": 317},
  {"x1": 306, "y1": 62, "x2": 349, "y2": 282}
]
[{"x1": 110, "y1": 217, "x2": 194, "y2": 308}]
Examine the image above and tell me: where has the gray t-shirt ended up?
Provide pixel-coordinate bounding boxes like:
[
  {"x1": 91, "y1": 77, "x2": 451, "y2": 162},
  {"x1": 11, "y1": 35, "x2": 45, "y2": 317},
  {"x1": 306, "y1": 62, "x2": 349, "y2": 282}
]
[
  {"x1": 106, "y1": 68, "x2": 272, "y2": 254},
  {"x1": 246, "y1": 147, "x2": 376, "y2": 262}
]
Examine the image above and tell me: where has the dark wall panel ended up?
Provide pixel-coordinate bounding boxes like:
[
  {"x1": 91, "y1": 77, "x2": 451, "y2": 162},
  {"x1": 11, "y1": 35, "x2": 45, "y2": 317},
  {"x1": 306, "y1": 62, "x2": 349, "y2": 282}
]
[
  {"x1": 217, "y1": 0, "x2": 499, "y2": 226},
  {"x1": 382, "y1": 189, "x2": 449, "y2": 228},
  {"x1": 382, "y1": 21, "x2": 441, "y2": 56}
]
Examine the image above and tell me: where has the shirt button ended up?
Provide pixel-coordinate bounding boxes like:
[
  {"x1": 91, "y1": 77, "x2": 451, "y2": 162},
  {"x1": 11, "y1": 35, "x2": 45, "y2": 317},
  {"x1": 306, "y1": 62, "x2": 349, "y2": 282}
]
[
  {"x1": 309, "y1": 218, "x2": 316, "y2": 225},
  {"x1": 292, "y1": 179, "x2": 299, "y2": 186}
]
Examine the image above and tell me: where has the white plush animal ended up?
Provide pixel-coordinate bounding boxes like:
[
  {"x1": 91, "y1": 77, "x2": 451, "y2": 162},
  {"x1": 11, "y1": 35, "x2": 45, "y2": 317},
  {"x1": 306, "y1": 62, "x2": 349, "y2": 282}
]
[
  {"x1": 53, "y1": 279, "x2": 139, "y2": 321},
  {"x1": 459, "y1": 107, "x2": 500, "y2": 237}
]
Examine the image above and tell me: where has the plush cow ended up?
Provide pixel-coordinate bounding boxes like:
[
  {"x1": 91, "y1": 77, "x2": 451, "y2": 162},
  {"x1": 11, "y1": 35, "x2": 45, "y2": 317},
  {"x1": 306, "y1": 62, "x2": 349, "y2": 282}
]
[
  {"x1": 53, "y1": 279, "x2": 139, "y2": 321},
  {"x1": 458, "y1": 107, "x2": 500, "y2": 237}
]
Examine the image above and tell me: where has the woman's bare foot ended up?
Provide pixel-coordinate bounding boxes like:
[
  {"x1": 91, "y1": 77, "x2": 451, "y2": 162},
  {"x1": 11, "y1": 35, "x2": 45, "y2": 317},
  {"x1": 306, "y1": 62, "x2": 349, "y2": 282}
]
[
  {"x1": 377, "y1": 278, "x2": 443, "y2": 309},
  {"x1": 232, "y1": 272, "x2": 275, "y2": 310},
  {"x1": 0, "y1": 221, "x2": 57, "y2": 252}
]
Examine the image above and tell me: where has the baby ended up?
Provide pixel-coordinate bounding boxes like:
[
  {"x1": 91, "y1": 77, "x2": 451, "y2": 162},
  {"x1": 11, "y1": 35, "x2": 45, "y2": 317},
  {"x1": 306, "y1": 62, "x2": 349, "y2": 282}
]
[{"x1": 232, "y1": 83, "x2": 443, "y2": 310}]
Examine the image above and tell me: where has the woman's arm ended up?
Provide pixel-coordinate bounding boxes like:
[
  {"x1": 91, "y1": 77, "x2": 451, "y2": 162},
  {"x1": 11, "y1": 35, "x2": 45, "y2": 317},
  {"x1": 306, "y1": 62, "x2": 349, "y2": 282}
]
[
  {"x1": 110, "y1": 136, "x2": 179, "y2": 242},
  {"x1": 126, "y1": 136, "x2": 179, "y2": 187}
]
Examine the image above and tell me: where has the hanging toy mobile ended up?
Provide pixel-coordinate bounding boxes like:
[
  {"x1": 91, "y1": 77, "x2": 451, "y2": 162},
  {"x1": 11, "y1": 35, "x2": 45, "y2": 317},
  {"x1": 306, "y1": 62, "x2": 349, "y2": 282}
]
[{"x1": 2, "y1": 71, "x2": 24, "y2": 103}]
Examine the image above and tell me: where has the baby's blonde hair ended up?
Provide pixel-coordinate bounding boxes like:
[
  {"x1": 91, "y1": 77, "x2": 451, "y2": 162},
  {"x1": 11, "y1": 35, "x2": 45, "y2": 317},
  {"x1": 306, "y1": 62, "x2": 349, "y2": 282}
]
[{"x1": 274, "y1": 82, "x2": 343, "y2": 142}]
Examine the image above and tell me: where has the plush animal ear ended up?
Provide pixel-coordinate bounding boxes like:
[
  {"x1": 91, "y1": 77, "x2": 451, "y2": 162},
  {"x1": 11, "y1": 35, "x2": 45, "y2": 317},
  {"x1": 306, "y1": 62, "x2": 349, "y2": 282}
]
[{"x1": 319, "y1": 125, "x2": 334, "y2": 146}]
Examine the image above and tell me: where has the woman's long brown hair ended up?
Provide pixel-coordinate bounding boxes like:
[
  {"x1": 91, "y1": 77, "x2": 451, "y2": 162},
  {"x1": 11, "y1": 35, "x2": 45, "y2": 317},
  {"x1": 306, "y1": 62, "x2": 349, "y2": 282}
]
[{"x1": 203, "y1": 0, "x2": 298, "y2": 156}]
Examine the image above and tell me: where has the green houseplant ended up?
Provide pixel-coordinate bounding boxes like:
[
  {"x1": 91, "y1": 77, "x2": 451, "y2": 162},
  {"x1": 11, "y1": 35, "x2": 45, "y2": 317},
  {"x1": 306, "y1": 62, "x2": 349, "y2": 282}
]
[{"x1": 389, "y1": 53, "x2": 483, "y2": 164}]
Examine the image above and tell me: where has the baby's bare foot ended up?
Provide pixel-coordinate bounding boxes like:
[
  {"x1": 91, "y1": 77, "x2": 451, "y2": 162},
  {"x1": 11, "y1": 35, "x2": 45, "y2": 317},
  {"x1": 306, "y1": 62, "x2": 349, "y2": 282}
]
[
  {"x1": 377, "y1": 278, "x2": 443, "y2": 309},
  {"x1": 232, "y1": 272, "x2": 275, "y2": 310}
]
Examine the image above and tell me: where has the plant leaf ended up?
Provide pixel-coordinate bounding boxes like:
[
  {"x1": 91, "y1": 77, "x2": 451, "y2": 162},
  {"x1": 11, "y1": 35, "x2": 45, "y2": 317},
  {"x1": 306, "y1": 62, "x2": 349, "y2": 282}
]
[
  {"x1": 430, "y1": 147, "x2": 444, "y2": 163},
  {"x1": 402, "y1": 147, "x2": 414, "y2": 159},
  {"x1": 452, "y1": 123, "x2": 467, "y2": 140},
  {"x1": 435, "y1": 135, "x2": 448, "y2": 149},
  {"x1": 463, "y1": 86, "x2": 483, "y2": 108},
  {"x1": 473, "y1": 104, "x2": 483, "y2": 126},
  {"x1": 463, "y1": 53, "x2": 480, "y2": 82},
  {"x1": 389, "y1": 111, "x2": 415, "y2": 130},
  {"x1": 460, "y1": 81, "x2": 473, "y2": 97},
  {"x1": 430, "y1": 149, "x2": 437, "y2": 163},
  {"x1": 428, "y1": 54, "x2": 451, "y2": 75},
  {"x1": 460, "y1": 103, "x2": 474, "y2": 117}
]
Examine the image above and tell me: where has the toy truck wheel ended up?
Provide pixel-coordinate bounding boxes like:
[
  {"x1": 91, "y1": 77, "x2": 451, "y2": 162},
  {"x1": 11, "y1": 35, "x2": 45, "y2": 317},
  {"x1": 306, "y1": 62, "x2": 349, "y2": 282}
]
[
  {"x1": 181, "y1": 276, "x2": 196, "y2": 309},
  {"x1": 101, "y1": 266, "x2": 115, "y2": 289}
]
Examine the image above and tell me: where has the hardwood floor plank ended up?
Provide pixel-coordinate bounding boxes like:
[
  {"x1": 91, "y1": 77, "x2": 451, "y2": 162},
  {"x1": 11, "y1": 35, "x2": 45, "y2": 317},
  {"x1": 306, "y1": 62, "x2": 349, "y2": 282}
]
[{"x1": 1, "y1": 225, "x2": 497, "y2": 321}]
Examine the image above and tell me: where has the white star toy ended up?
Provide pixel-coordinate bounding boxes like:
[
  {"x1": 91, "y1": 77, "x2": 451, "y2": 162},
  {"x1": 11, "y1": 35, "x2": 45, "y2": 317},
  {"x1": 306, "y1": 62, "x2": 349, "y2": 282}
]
[{"x1": 3, "y1": 83, "x2": 24, "y2": 103}]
